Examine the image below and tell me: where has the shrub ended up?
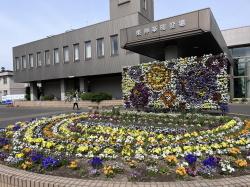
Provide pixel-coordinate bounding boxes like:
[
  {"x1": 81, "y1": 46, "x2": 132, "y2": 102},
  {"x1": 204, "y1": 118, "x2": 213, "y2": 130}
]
[
  {"x1": 81, "y1": 92, "x2": 94, "y2": 100},
  {"x1": 43, "y1": 94, "x2": 54, "y2": 101},
  {"x1": 241, "y1": 98, "x2": 248, "y2": 102},
  {"x1": 91, "y1": 92, "x2": 112, "y2": 102},
  {"x1": 64, "y1": 90, "x2": 84, "y2": 102},
  {"x1": 25, "y1": 94, "x2": 30, "y2": 100},
  {"x1": 25, "y1": 86, "x2": 30, "y2": 101}
]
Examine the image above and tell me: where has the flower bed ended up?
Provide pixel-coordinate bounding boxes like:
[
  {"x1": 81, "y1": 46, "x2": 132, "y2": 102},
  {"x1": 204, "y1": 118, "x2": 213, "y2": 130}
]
[{"x1": 1, "y1": 112, "x2": 250, "y2": 182}]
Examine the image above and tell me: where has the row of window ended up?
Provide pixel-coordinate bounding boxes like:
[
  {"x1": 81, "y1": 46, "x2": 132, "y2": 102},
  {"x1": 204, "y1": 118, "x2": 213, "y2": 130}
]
[{"x1": 15, "y1": 35, "x2": 119, "y2": 70}]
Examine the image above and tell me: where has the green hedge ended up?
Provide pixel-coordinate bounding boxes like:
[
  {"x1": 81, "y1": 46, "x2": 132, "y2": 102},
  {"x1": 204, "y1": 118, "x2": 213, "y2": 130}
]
[
  {"x1": 43, "y1": 94, "x2": 54, "y2": 101},
  {"x1": 91, "y1": 92, "x2": 112, "y2": 102},
  {"x1": 81, "y1": 92, "x2": 94, "y2": 100}
]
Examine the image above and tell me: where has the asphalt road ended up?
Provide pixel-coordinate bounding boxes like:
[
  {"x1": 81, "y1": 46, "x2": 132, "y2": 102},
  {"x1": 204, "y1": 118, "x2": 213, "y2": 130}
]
[
  {"x1": 0, "y1": 105, "x2": 90, "y2": 128},
  {"x1": 0, "y1": 103, "x2": 250, "y2": 128}
]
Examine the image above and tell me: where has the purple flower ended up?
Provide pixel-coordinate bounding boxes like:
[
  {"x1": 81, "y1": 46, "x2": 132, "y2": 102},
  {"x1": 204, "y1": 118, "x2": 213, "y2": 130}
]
[
  {"x1": 89, "y1": 157, "x2": 103, "y2": 169},
  {"x1": 0, "y1": 138, "x2": 8, "y2": 145},
  {"x1": 125, "y1": 103, "x2": 131, "y2": 109},
  {"x1": 42, "y1": 157, "x2": 59, "y2": 169},
  {"x1": 130, "y1": 170, "x2": 141, "y2": 179},
  {"x1": 130, "y1": 83, "x2": 151, "y2": 109},
  {"x1": 220, "y1": 104, "x2": 229, "y2": 112},
  {"x1": 176, "y1": 65, "x2": 217, "y2": 105},
  {"x1": 31, "y1": 154, "x2": 43, "y2": 163},
  {"x1": 128, "y1": 66, "x2": 142, "y2": 80},
  {"x1": 89, "y1": 169, "x2": 100, "y2": 176},
  {"x1": 185, "y1": 154, "x2": 197, "y2": 164},
  {"x1": 0, "y1": 153, "x2": 8, "y2": 160},
  {"x1": 203, "y1": 157, "x2": 218, "y2": 166}
]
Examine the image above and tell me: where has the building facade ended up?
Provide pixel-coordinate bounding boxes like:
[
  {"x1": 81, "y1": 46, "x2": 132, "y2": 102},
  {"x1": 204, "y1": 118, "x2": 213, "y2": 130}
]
[
  {"x1": 0, "y1": 70, "x2": 27, "y2": 100},
  {"x1": 13, "y1": 0, "x2": 155, "y2": 101},
  {"x1": 221, "y1": 26, "x2": 250, "y2": 99},
  {"x1": 13, "y1": 0, "x2": 250, "y2": 100}
]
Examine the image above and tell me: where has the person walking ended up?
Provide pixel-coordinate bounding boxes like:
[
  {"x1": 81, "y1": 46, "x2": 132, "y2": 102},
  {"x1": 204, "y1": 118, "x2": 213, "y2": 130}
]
[{"x1": 73, "y1": 95, "x2": 79, "y2": 110}]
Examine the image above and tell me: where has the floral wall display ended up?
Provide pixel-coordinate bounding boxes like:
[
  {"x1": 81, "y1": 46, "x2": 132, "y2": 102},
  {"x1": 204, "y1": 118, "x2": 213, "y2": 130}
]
[{"x1": 122, "y1": 53, "x2": 228, "y2": 110}]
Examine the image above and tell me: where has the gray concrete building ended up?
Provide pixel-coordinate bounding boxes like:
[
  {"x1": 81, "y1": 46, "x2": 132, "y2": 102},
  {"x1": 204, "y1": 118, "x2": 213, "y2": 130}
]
[{"x1": 13, "y1": 0, "x2": 250, "y2": 100}]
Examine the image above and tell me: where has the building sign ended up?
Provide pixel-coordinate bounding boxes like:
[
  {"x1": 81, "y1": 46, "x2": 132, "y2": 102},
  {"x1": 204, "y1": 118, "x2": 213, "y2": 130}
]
[{"x1": 136, "y1": 20, "x2": 186, "y2": 36}]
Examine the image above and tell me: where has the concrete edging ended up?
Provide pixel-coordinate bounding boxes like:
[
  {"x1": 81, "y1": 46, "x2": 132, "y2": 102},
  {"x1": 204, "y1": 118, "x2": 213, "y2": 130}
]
[
  {"x1": 14, "y1": 100, "x2": 123, "y2": 109},
  {"x1": 1, "y1": 164, "x2": 250, "y2": 187}
]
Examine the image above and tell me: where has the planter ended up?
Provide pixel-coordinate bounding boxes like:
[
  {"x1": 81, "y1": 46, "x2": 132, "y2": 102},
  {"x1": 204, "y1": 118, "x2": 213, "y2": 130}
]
[{"x1": 241, "y1": 102, "x2": 249, "y2": 105}]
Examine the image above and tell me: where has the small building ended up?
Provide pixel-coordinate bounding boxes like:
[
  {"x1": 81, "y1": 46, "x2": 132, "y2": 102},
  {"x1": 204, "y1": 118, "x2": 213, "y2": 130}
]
[{"x1": 0, "y1": 68, "x2": 27, "y2": 100}]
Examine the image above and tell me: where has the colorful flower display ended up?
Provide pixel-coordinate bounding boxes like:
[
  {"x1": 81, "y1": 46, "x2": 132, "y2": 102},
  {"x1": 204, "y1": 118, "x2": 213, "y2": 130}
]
[
  {"x1": 1, "y1": 112, "x2": 250, "y2": 182},
  {"x1": 122, "y1": 53, "x2": 228, "y2": 110}
]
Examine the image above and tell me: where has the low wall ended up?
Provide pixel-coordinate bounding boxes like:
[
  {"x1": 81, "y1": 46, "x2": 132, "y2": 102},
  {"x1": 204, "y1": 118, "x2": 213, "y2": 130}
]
[
  {"x1": 0, "y1": 164, "x2": 250, "y2": 187},
  {"x1": 14, "y1": 100, "x2": 123, "y2": 108}
]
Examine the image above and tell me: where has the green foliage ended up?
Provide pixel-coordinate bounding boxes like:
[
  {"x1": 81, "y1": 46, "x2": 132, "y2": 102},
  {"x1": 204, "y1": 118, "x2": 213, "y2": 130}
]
[
  {"x1": 81, "y1": 92, "x2": 94, "y2": 100},
  {"x1": 64, "y1": 89, "x2": 84, "y2": 102},
  {"x1": 159, "y1": 167, "x2": 171, "y2": 175},
  {"x1": 25, "y1": 86, "x2": 42, "y2": 101},
  {"x1": 25, "y1": 86, "x2": 30, "y2": 95},
  {"x1": 91, "y1": 92, "x2": 112, "y2": 102},
  {"x1": 112, "y1": 107, "x2": 120, "y2": 115},
  {"x1": 25, "y1": 94, "x2": 30, "y2": 100},
  {"x1": 241, "y1": 98, "x2": 248, "y2": 102},
  {"x1": 43, "y1": 94, "x2": 54, "y2": 101},
  {"x1": 25, "y1": 86, "x2": 30, "y2": 100}
]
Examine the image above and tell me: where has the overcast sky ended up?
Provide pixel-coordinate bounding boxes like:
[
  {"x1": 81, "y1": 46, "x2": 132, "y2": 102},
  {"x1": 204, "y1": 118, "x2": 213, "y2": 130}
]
[{"x1": 1, "y1": 0, "x2": 249, "y2": 71}]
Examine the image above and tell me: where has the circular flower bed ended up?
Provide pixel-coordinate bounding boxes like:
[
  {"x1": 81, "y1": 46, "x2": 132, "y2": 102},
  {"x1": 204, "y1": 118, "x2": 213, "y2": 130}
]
[{"x1": 1, "y1": 112, "x2": 250, "y2": 182}]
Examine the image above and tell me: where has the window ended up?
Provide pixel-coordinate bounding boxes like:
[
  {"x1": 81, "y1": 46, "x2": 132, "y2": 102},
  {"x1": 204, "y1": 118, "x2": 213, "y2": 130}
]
[
  {"x1": 143, "y1": 0, "x2": 146, "y2": 9},
  {"x1": 3, "y1": 90, "x2": 7, "y2": 96},
  {"x1": 37, "y1": 52, "x2": 41, "y2": 67},
  {"x1": 3, "y1": 77, "x2": 7, "y2": 84},
  {"x1": 97, "y1": 38, "x2": 104, "y2": 57},
  {"x1": 45, "y1": 50, "x2": 50, "y2": 65},
  {"x1": 232, "y1": 46, "x2": 250, "y2": 57},
  {"x1": 73, "y1": 44, "x2": 80, "y2": 61},
  {"x1": 29, "y1": 54, "x2": 33, "y2": 68},
  {"x1": 85, "y1": 41, "x2": 91, "y2": 59},
  {"x1": 22, "y1": 56, "x2": 26, "y2": 69},
  {"x1": 54, "y1": 49, "x2": 59, "y2": 64},
  {"x1": 111, "y1": 35, "x2": 118, "y2": 55},
  {"x1": 63, "y1": 46, "x2": 69, "y2": 62},
  {"x1": 15, "y1": 57, "x2": 19, "y2": 70}
]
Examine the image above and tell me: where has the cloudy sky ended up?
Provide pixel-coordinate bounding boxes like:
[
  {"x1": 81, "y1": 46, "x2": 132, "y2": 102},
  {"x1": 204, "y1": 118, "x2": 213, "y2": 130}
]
[{"x1": 0, "y1": 0, "x2": 249, "y2": 70}]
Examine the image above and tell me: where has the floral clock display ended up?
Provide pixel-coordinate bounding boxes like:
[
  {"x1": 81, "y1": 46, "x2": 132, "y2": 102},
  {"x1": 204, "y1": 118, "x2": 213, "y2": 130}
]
[{"x1": 122, "y1": 53, "x2": 229, "y2": 110}]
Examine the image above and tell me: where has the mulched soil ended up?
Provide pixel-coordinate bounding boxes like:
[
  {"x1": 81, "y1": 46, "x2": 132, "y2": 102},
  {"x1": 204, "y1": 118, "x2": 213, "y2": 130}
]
[{"x1": 1, "y1": 157, "x2": 250, "y2": 182}]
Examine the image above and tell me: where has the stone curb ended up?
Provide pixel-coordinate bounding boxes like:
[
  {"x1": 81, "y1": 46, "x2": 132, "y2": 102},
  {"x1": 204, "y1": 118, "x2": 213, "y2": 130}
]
[{"x1": 1, "y1": 164, "x2": 250, "y2": 187}]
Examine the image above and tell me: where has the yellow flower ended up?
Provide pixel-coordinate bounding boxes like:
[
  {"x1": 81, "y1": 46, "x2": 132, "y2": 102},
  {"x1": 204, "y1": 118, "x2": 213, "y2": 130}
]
[
  {"x1": 15, "y1": 153, "x2": 24, "y2": 158},
  {"x1": 103, "y1": 148, "x2": 115, "y2": 155}
]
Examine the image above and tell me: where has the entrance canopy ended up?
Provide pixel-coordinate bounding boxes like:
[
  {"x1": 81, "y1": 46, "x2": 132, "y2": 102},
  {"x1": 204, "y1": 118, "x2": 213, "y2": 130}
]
[{"x1": 120, "y1": 8, "x2": 232, "y2": 62}]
